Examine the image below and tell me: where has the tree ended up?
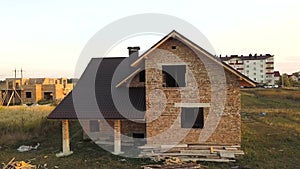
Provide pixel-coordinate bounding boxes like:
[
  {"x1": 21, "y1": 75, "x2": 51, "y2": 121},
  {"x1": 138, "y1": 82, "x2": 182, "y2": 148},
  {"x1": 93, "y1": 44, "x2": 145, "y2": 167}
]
[{"x1": 282, "y1": 73, "x2": 291, "y2": 87}]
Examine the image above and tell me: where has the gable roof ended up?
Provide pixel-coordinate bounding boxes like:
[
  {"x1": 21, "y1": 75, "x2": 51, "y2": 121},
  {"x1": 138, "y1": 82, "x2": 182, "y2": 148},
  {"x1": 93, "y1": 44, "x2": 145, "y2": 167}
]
[
  {"x1": 130, "y1": 30, "x2": 256, "y2": 87},
  {"x1": 48, "y1": 30, "x2": 256, "y2": 120},
  {"x1": 48, "y1": 58, "x2": 145, "y2": 119},
  {"x1": 274, "y1": 71, "x2": 280, "y2": 77}
]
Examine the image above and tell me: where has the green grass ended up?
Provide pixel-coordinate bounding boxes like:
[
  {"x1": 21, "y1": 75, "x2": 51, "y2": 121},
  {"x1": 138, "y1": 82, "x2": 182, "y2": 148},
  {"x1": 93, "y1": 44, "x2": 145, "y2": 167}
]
[
  {"x1": 0, "y1": 106, "x2": 155, "y2": 169},
  {"x1": 241, "y1": 88, "x2": 300, "y2": 109},
  {"x1": 203, "y1": 88, "x2": 300, "y2": 169},
  {"x1": 0, "y1": 106, "x2": 57, "y2": 145},
  {"x1": 0, "y1": 121, "x2": 154, "y2": 169},
  {"x1": 0, "y1": 88, "x2": 300, "y2": 169}
]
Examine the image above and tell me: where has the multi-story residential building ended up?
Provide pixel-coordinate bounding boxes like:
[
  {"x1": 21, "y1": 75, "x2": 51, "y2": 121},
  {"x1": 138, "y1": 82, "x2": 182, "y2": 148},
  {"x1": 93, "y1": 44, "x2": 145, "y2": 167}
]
[
  {"x1": 220, "y1": 54, "x2": 274, "y2": 85},
  {"x1": 0, "y1": 78, "x2": 73, "y2": 106}
]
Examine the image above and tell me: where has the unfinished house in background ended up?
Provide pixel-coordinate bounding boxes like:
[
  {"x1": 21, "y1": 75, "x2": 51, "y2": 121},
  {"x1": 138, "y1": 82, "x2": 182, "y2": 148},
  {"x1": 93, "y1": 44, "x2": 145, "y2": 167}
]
[
  {"x1": 48, "y1": 30, "x2": 256, "y2": 161},
  {"x1": 0, "y1": 78, "x2": 73, "y2": 106}
]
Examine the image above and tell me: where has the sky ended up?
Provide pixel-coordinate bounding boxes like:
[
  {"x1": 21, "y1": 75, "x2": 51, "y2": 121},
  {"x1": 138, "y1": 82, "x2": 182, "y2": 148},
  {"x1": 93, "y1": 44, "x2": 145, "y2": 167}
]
[{"x1": 0, "y1": 0, "x2": 299, "y2": 79}]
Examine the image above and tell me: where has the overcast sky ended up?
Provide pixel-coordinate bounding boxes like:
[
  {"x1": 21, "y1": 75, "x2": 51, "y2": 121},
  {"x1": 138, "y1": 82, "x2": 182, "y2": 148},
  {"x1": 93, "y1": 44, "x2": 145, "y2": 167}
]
[{"x1": 0, "y1": 0, "x2": 299, "y2": 79}]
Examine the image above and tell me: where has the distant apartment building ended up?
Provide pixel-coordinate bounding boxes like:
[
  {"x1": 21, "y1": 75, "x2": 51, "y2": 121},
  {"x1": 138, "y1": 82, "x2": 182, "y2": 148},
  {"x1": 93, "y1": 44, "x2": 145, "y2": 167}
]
[
  {"x1": 220, "y1": 54, "x2": 274, "y2": 85},
  {"x1": 0, "y1": 78, "x2": 73, "y2": 106}
]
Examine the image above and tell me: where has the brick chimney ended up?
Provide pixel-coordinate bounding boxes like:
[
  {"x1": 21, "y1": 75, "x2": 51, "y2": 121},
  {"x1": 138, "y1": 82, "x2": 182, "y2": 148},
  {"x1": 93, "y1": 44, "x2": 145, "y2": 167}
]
[
  {"x1": 127, "y1": 46, "x2": 140, "y2": 68},
  {"x1": 128, "y1": 46, "x2": 140, "y2": 57}
]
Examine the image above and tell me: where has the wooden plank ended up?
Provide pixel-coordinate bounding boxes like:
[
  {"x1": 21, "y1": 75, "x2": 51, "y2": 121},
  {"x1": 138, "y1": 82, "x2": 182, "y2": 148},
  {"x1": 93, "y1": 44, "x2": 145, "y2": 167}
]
[
  {"x1": 138, "y1": 145, "x2": 161, "y2": 149},
  {"x1": 180, "y1": 150, "x2": 215, "y2": 154},
  {"x1": 131, "y1": 34, "x2": 171, "y2": 67},
  {"x1": 160, "y1": 144, "x2": 188, "y2": 149},
  {"x1": 6, "y1": 91, "x2": 14, "y2": 107},
  {"x1": 141, "y1": 163, "x2": 202, "y2": 169},
  {"x1": 187, "y1": 145, "x2": 219, "y2": 149},
  {"x1": 145, "y1": 152, "x2": 218, "y2": 157},
  {"x1": 219, "y1": 152, "x2": 235, "y2": 159},
  {"x1": 62, "y1": 120, "x2": 72, "y2": 155},
  {"x1": 115, "y1": 68, "x2": 141, "y2": 87},
  {"x1": 188, "y1": 144, "x2": 240, "y2": 149},
  {"x1": 181, "y1": 158, "x2": 235, "y2": 163},
  {"x1": 224, "y1": 147, "x2": 238, "y2": 151},
  {"x1": 215, "y1": 150, "x2": 245, "y2": 155},
  {"x1": 2, "y1": 157, "x2": 15, "y2": 169}
]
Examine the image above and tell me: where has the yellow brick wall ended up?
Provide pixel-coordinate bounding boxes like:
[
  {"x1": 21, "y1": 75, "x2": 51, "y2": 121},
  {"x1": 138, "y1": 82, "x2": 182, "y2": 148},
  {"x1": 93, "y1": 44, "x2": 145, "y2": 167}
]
[{"x1": 145, "y1": 38, "x2": 241, "y2": 146}]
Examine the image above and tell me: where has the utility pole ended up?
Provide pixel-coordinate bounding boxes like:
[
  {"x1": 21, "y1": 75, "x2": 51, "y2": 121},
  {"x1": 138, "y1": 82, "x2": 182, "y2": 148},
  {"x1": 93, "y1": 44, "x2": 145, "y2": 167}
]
[
  {"x1": 20, "y1": 68, "x2": 23, "y2": 78},
  {"x1": 282, "y1": 74, "x2": 284, "y2": 88},
  {"x1": 14, "y1": 68, "x2": 17, "y2": 79}
]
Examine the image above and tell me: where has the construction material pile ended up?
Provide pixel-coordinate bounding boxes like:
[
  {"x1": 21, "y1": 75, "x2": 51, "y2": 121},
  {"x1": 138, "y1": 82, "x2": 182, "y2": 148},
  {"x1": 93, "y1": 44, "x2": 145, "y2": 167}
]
[
  {"x1": 139, "y1": 144, "x2": 244, "y2": 163},
  {"x1": 2, "y1": 158, "x2": 36, "y2": 169}
]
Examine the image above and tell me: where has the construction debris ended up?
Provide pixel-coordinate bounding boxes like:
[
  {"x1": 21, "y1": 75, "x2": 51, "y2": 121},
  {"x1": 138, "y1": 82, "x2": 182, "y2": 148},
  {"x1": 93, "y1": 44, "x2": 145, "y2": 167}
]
[
  {"x1": 2, "y1": 158, "x2": 36, "y2": 169},
  {"x1": 165, "y1": 157, "x2": 183, "y2": 165},
  {"x1": 17, "y1": 143, "x2": 40, "y2": 152},
  {"x1": 139, "y1": 144, "x2": 244, "y2": 163},
  {"x1": 141, "y1": 163, "x2": 204, "y2": 169}
]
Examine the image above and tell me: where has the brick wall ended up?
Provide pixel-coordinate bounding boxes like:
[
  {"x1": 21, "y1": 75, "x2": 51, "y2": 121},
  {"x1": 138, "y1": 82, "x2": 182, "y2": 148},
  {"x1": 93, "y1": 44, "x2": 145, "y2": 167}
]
[
  {"x1": 128, "y1": 72, "x2": 145, "y2": 87},
  {"x1": 84, "y1": 119, "x2": 146, "y2": 141},
  {"x1": 145, "y1": 38, "x2": 241, "y2": 146},
  {"x1": 21, "y1": 85, "x2": 37, "y2": 103},
  {"x1": 42, "y1": 84, "x2": 55, "y2": 100}
]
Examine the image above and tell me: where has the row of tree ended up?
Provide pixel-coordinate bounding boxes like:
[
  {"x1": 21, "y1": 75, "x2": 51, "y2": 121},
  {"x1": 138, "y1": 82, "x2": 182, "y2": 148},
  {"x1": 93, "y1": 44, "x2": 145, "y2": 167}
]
[{"x1": 276, "y1": 72, "x2": 300, "y2": 87}]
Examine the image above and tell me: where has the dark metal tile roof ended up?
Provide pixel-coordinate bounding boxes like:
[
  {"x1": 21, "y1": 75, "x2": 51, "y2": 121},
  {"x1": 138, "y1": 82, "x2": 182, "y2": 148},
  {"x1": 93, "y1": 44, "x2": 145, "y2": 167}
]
[
  {"x1": 48, "y1": 31, "x2": 256, "y2": 120},
  {"x1": 48, "y1": 58, "x2": 145, "y2": 120}
]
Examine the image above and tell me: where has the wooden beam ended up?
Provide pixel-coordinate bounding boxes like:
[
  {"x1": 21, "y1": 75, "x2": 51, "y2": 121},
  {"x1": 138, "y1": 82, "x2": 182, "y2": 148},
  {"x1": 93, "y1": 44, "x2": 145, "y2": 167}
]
[
  {"x1": 131, "y1": 34, "x2": 172, "y2": 67},
  {"x1": 62, "y1": 120, "x2": 70, "y2": 154},
  {"x1": 14, "y1": 90, "x2": 22, "y2": 105},
  {"x1": 2, "y1": 91, "x2": 8, "y2": 103},
  {"x1": 130, "y1": 31, "x2": 256, "y2": 87},
  {"x1": 6, "y1": 91, "x2": 14, "y2": 107},
  {"x1": 113, "y1": 119, "x2": 123, "y2": 155},
  {"x1": 56, "y1": 119, "x2": 73, "y2": 157},
  {"x1": 115, "y1": 68, "x2": 141, "y2": 88},
  {"x1": 181, "y1": 158, "x2": 235, "y2": 163}
]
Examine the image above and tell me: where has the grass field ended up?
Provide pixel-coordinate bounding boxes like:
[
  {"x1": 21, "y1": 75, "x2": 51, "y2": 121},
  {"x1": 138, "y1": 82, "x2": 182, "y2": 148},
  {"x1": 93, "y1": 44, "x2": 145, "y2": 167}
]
[{"x1": 0, "y1": 88, "x2": 299, "y2": 169}]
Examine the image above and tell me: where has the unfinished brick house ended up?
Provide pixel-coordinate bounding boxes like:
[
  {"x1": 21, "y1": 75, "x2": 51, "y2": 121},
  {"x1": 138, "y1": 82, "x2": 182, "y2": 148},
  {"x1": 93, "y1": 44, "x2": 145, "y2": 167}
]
[
  {"x1": 48, "y1": 30, "x2": 255, "y2": 158},
  {"x1": 0, "y1": 78, "x2": 73, "y2": 106}
]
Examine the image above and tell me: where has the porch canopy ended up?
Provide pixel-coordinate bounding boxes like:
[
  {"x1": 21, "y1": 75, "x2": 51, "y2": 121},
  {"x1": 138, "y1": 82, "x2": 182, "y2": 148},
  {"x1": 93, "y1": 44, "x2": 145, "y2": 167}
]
[{"x1": 48, "y1": 57, "x2": 146, "y2": 156}]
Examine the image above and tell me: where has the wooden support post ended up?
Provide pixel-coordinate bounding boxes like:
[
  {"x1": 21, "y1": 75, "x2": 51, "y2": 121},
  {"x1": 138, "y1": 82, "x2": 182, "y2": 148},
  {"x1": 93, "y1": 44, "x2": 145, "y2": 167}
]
[
  {"x1": 113, "y1": 120, "x2": 123, "y2": 155},
  {"x1": 7, "y1": 91, "x2": 14, "y2": 107},
  {"x1": 56, "y1": 119, "x2": 73, "y2": 157},
  {"x1": 14, "y1": 90, "x2": 22, "y2": 105},
  {"x1": 62, "y1": 120, "x2": 71, "y2": 154}
]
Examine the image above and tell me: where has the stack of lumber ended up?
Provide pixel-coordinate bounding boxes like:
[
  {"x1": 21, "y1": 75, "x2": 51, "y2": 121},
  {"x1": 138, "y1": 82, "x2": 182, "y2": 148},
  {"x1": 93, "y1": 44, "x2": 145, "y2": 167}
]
[{"x1": 139, "y1": 144, "x2": 244, "y2": 163}]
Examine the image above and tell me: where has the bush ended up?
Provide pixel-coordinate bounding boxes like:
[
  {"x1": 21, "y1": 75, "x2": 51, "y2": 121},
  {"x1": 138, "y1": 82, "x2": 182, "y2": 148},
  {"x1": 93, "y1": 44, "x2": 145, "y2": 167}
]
[{"x1": 37, "y1": 99, "x2": 54, "y2": 105}]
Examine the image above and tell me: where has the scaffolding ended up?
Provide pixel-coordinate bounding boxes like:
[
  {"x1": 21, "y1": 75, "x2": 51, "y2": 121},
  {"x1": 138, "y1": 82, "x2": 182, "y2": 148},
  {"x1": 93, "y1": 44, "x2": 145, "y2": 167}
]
[{"x1": 0, "y1": 69, "x2": 24, "y2": 106}]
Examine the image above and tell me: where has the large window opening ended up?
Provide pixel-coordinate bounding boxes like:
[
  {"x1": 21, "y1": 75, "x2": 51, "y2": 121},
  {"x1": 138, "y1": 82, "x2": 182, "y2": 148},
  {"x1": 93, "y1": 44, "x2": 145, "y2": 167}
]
[
  {"x1": 181, "y1": 107, "x2": 204, "y2": 128},
  {"x1": 162, "y1": 65, "x2": 186, "y2": 87},
  {"x1": 44, "y1": 92, "x2": 53, "y2": 100},
  {"x1": 26, "y1": 92, "x2": 32, "y2": 98},
  {"x1": 139, "y1": 70, "x2": 145, "y2": 82},
  {"x1": 132, "y1": 133, "x2": 145, "y2": 138},
  {"x1": 15, "y1": 82, "x2": 20, "y2": 89}
]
